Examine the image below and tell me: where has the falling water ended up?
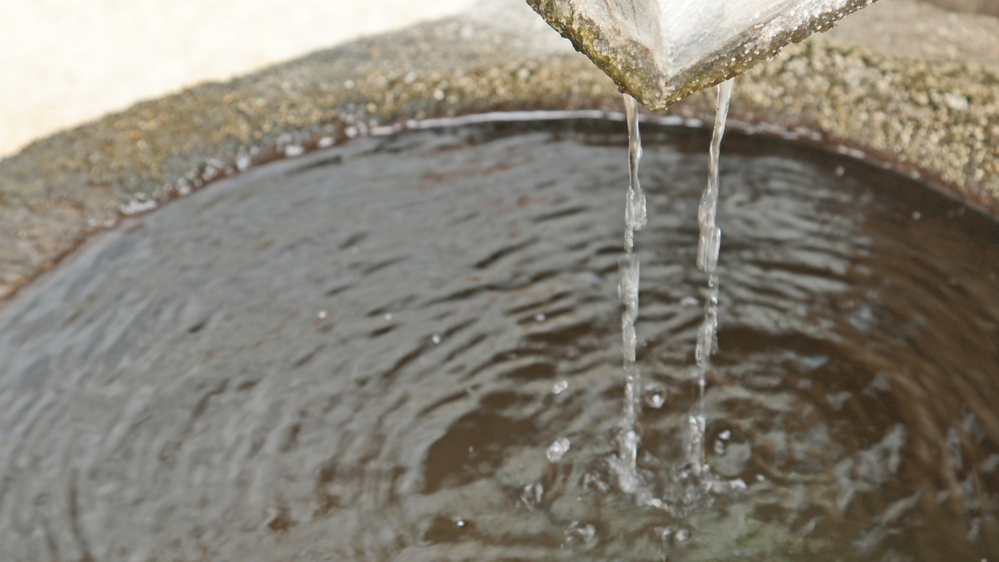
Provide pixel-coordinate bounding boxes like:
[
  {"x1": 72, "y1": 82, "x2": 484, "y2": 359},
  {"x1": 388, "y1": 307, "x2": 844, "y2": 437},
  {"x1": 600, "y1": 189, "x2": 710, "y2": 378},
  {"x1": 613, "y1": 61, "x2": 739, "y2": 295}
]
[
  {"x1": 688, "y1": 78, "x2": 735, "y2": 471},
  {"x1": 615, "y1": 81, "x2": 735, "y2": 503},
  {"x1": 614, "y1": 94, "x2": 648, "y2": 492},
  {"x1": 623, "y1": 95, "x2": 648, "y2": 251}
]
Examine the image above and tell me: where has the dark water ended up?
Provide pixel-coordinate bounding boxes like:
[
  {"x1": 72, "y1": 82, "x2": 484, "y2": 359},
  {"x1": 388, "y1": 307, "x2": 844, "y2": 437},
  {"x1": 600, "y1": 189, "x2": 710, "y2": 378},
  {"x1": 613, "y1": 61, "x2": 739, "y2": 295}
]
[{"x1": 1, "y1": 118, "x2": 998, "y2": 562}]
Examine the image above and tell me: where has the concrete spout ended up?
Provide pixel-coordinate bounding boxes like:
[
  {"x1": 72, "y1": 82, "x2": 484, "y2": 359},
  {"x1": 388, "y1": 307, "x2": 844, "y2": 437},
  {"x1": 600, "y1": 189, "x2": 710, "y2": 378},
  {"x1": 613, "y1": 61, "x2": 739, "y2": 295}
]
[{"x1": 526, "y1": 0, "x2": 879, "y2": 109}]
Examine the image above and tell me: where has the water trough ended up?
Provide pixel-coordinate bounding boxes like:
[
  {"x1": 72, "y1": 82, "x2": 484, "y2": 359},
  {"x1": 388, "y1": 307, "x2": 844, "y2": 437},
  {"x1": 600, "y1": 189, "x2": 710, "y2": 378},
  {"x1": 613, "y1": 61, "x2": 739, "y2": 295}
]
[{"x1": 0, "y1": 1, "x2": 997, "y2": 560}]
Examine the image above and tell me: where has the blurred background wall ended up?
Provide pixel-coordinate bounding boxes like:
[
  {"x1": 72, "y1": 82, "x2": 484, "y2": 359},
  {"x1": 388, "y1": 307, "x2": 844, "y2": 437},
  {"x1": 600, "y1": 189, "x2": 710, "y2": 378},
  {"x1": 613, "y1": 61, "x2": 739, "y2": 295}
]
[
  {"x1": 0, "y1": 0, "x2": 479, "y2": 157},
  {"x1": 0, "y1": 0, "x2": 995, "y2": 159}
]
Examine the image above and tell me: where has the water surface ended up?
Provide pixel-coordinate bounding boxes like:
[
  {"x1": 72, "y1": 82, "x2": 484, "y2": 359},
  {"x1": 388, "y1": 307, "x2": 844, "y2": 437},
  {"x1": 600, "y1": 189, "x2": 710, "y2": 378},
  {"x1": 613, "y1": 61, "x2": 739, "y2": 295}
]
[{"x1": 0, "y1": 119, "x2": 997, "y2": 561}]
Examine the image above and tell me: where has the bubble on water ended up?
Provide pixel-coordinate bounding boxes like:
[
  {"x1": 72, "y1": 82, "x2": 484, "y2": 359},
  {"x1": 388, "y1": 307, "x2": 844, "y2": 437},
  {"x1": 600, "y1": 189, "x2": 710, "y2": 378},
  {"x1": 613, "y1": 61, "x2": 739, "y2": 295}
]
[
  {"x1": 317, "y1": 136, "x2": 335, "y2": 148},
  {"x1": 431, "y1": 334, "x2": 441, "y2": 344},
  {"x1": 317, "y1": 310, "x2": 327, "y2": 319},
  {"x1": 564, "y1": 521, "x2": 596, "y2": 545},
  {"x1": 552, "y1": 380, "x2": 569, "y2": 395},
  {"x1": 454, "y1": 518, "x2": 466, "y2": 528},
  {"x1": 660, "y1": 527, "x2": 692, "y2": 545},
  {"x1": 521, "y1": 482, "x2": 544, "y2": 509},
  {"x1": 284, "y1": 145, "x2": 304, "y2": 157},
  {"x1": 547, "y1": 437, "x2": 571, "y2": 463},
  {"x1": 644, "y1": 383, "x2": 669, "y2": 408},
  {"x1": 835, "y1": 165, "x2": 845, "y2": 176},
  {"x1": 912, "y1": 211, "x2": 921, "y2": 220},
  {"x1": 680, "y1": 296, "x2": 699, "y2": 307},
  {"x1": 719, "y1": 430, "x2": 731, "y2": 440},
  {"x1": 535, "y1": 313, "x2": 546, "y2": 322},
  {"x1": 384, "y1": 313, "x2": 393, "y2": 321}
]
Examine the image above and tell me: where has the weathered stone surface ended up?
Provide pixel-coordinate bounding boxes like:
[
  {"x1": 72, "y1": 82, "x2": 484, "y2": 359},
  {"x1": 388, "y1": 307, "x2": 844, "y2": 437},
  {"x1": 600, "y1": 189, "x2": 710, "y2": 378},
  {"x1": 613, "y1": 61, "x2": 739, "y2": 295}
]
[
  {"x1": 526, "y1": 0, "x2": 880, "y2": 109},
  {"x1": 0, "y1": 0, "x2": 996, "y2": 307}
]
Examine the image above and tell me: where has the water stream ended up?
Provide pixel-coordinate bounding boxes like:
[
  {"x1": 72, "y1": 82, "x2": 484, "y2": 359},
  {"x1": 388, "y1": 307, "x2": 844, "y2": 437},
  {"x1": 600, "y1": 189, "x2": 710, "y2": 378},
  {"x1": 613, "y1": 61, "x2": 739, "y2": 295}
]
[
  {"x1": 689, "y1": 79, "x2": 735, "y2": 476},
  {"x1": 615, "y1": 80, "x2": 736, "y2": 511},
  {"x1": 613, "y1": 94, "x2": 648, "y2": 495},
  {"x1": 0, "y1": 118, "x2": 997, "y2": 561}
]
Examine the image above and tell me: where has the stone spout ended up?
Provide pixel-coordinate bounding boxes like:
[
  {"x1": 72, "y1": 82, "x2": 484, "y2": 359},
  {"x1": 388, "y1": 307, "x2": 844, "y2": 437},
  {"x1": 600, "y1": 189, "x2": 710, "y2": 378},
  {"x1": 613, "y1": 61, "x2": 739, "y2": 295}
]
[{"x1": 527, "y1": 0, "x2": 880, "y2": 109}]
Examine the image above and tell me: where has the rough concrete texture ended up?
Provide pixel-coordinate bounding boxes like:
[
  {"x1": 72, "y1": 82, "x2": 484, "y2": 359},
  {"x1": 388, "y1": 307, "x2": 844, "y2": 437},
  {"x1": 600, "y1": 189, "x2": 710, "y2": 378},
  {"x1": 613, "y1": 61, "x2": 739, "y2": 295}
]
[{"x1": 0, "y1": 0, "x2": 997, "y2": 305}]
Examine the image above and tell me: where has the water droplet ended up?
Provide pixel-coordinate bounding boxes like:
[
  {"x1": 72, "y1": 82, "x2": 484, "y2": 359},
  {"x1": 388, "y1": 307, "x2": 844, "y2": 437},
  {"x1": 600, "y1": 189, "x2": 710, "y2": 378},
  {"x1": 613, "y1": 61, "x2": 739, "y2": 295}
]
[
  {"x1": 384, "y1": 313, "x2": 393, "y2": 321},
  {"x1": 912, "y1": 211, "x2": 921, "y2": 220},
  {"x1": 535, "y1": 313, "x2": 546, "y2": 322},
  {"x1": 835, "y1": 165, "x2": 845, "y2": 176},
  {"x1": 552, "y1": 380, "x2": 569, "y2": 394},
  {"x1": 431, "y1": 334, "x2": 441, "y2": 344},
  {"x1": 455, "y1": 518, "x2": 466, "y2": 527},
  {"x1": 317, "y1": 136, "x2": 335, "y2": 148},
  {"x1": 317, "y1": 310, "x2": 327, "y2": 319},
  {"x1": 564, "y1": 521, "x2": 596, "y2": 544},
  {"x1": 521, "y1": 482, "x2": 544, "y2": 508},
  {"x1": 644, "y1": 383, "x2": 669, "y2": 408},
  {"x1": 236, "y1": 154, "x2": 252, "y2": 171},
  {"x1": 284, "y1": 145, "x2": 304, "y2": 157},
  {"x1": 546, "y1": 437, "x2": 571, "y2": 463},
  {"x1": 680, "y1": 296, "x2": 699, "y2": 307},
  {"x1": 719, "y1": 430, "x2": 731, "y2": 440}
]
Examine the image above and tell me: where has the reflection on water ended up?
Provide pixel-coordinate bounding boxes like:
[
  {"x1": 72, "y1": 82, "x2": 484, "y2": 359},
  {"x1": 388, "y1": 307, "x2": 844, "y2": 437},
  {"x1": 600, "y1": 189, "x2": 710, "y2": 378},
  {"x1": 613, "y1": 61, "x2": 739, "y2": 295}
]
[{"x1": 0, "y1": 119, "x2": 997, "y2": 561}]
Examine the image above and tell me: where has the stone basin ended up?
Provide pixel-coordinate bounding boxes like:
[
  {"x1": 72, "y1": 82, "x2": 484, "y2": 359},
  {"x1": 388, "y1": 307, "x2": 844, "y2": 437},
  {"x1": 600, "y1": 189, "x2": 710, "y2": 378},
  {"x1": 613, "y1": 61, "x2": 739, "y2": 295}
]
[{"x1": 0, "y1": 1, "x2": 997, "y2": 560}]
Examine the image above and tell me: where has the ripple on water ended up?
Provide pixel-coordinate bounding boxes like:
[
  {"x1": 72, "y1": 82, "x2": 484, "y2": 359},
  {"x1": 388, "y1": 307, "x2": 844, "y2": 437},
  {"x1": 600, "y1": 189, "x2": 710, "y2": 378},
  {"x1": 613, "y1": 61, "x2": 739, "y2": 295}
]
[{"x1": 0, "y1": 120, "x2": 997, "y2": 561}]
